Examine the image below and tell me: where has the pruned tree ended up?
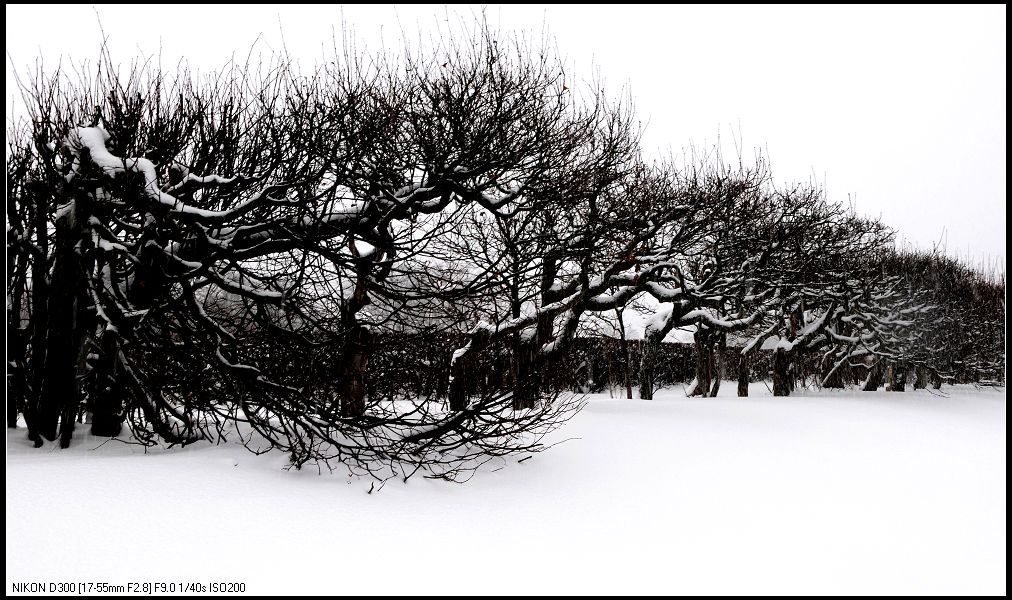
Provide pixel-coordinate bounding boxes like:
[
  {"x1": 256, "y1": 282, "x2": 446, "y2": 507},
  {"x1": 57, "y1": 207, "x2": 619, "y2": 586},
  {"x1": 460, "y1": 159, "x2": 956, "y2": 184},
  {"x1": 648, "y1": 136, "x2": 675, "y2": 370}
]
[
  {"x1": 7, "y1": 17, "x2": 1003, "y2": 483},
  {"x1": 731, "y1": 197, "x2": 895, "y2": 396},
  {"x1": 5, "y1": 23, "x2": 653, "y2": 479}
]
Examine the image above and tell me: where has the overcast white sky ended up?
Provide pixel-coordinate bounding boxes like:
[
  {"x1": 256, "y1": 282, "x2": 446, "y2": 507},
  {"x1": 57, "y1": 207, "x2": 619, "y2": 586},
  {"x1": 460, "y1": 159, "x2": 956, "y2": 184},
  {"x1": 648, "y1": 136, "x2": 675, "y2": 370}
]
[{"x1": 6, "y1": 4, "x2": 1006, "y2": 264}]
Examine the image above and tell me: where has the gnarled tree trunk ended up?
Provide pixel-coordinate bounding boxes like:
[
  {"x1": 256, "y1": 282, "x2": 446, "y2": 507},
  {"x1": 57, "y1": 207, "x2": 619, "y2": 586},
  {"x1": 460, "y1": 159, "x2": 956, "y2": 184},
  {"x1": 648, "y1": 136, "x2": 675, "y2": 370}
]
[
  {"x1": 89, "y1": 331, "x2": 124, "y2": 437},
  {"x1": 339, "y1": 324, "x2": 373, "y2": 417},
  {"x1": 772, "y1": 348, "x2": 791, "y2": 396},
  {"x1": 39, "y1": 187, "x2": 92, "y2": 445},
  {"x1": 448, "y1": 355, "x2": 471, "y2": 412},
  {"x1": 862, "y1": 363, "x2": 882, "y2": 391},
  {"x1": 638, "y1": 332, "x2": 662, "y2": 400},
  {"x1": 737, "y1": 350, "x2": 751, "y2": 397},
  {"x1": 708, "y1": 331, "x2": 726, "y2": 397},
  {"x1": 688, "y1": 326, "x2": 713, "y2": 397}
]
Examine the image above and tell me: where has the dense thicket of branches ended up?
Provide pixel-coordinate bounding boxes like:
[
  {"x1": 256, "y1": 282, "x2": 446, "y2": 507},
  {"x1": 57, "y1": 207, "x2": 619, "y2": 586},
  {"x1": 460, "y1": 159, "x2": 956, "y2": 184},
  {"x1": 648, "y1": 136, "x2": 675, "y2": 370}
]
[{"x1": 6, "y1": 23, "x2": 1004, "y2": 481}]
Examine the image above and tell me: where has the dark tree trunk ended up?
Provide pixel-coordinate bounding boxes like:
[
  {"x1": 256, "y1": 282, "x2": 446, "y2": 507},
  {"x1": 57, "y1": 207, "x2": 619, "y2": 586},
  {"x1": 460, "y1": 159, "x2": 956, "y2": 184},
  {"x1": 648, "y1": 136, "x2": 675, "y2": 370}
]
[
  {"x1": 448, "y1": 334, "x2": 480, "y2": 412},
  {"x1": 708, "y1": 331, "x2": 726, "y2": 397},
  {"x1": 338, "y1": 242, "x2": 382, "y2": 418},
  {"x1": 339, "y1": 324, "x2": 373, "y2": 417},
  {"x1": 638, "y1": 304, "x2": 684, "y2": 400},
  {"x1": 61, "y1": 342, "x2": 92, "y2": 448},
  {"x1": 509, "y1": 331, "x2": 521, "y2": 391},
  {"x1": 502, "y1": 251, "x2": 558, "y2": 411},
  {"x1": 638, "y1": 333, "x2": 662, "y2": 400},
  {"x1": 862, "y1": 364, "x2": 882, "y2": 391},
  {"x1": 737, "y1": 350, "x2": 751, "y2": 397},
  {"x1": 890, "y1": 364, "x2": 907, "y2": 392},
  {"x1": 777, "y1": 303, "x2": 801, "y2": 396},
  {"x1": 914, "y1": 366, "x2": 928, "y2": 390},
  {"x1": 25, "y1": 186, "x2": 52, "y2": 446},
  {"x1": 39, "y1": 193, "x2": 91, "y2": 445},
  {"x1": 38, "y1": 180, "x2": 93, "y2": 446},
  {"x1": 89, "y1": 332, "x2": 124, "y2": 437},
  {"x1": 772, "y1": 348, "x2": 791, "y2": 396},
  {"x1": 688, "y1": 327, "x2": 712, "y2": 397},
  {"x1": 448, "y1": 358, "x2": 470, "y2": 411},
  {"x1": 930, "y1": 371, "x2": 943, "y2": 390}
]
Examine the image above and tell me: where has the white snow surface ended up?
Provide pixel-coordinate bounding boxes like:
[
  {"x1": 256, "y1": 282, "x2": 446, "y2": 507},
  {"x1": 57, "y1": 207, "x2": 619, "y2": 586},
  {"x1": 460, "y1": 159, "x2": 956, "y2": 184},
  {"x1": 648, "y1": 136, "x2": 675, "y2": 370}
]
[{"x1": 6, "y1": 384, "x2": 1006, "y2": 595}]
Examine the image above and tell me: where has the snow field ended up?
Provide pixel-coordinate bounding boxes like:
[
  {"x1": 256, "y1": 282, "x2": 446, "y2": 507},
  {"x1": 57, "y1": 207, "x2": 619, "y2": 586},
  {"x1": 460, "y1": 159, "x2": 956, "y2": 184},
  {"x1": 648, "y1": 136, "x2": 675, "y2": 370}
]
[{"x1": 6, "y1": 384, "x2": 1005, "y2": 595}]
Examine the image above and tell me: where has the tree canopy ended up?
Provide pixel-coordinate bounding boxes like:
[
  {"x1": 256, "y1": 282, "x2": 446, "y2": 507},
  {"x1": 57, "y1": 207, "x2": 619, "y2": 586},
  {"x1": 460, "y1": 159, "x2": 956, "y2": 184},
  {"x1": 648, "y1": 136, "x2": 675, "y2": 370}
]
[{"x1": 6, "y1": 22, "x2": 1004, "y2": 482}]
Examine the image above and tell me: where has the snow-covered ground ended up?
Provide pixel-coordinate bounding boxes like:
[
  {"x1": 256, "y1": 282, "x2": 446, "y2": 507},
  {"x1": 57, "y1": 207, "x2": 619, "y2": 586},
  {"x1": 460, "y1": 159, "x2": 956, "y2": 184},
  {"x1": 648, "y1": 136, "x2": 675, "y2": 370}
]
[{"x1": 6, "y1": 384, "x2": 1005, "y2": 595}]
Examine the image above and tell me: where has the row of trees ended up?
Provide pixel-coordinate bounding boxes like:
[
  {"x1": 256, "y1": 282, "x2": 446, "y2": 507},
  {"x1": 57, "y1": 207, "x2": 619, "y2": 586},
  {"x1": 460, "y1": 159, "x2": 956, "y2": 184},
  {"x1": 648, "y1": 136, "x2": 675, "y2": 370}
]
[{"x1": 6, "y1": 24, "x2": 1004, "y2": 480}]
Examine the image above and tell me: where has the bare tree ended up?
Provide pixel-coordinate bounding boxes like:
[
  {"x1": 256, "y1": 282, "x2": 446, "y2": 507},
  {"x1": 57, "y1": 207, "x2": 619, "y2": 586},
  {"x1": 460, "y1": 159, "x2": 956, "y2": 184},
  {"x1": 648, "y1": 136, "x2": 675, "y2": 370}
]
[
  {"x1": 5, "y1": 24, "x2": 640, "y2": 479},
  {"x1": 7, "y1": 18, "x2": 1003, "y2": 482}
]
